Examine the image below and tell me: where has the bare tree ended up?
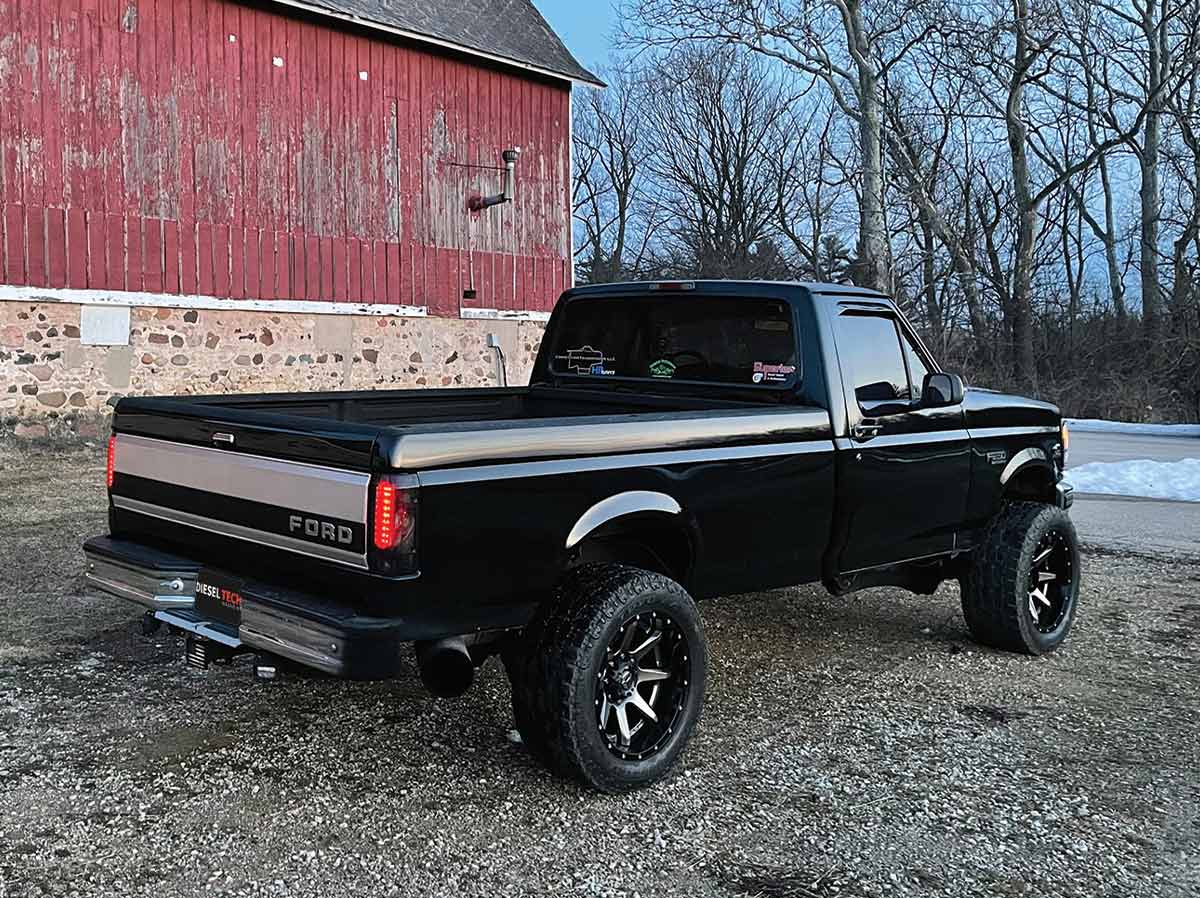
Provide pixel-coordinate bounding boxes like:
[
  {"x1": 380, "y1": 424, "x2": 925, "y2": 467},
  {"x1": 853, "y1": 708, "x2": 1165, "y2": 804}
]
[
  {"x1": 624, "y1": 0, "x2": 940, "y2": 292},
  {"x1": 945, "y1": 0, "x2": 1179, "y2": 383},
  {"x1": 772, "y1": 104, "x2": 854, "y2": 281},
  {"x1": 572, "y1": 67, "x2": 662, "y2": 283},
  {"x1": 569, "y1": 0, "x2": 1200, "y2": 419},
  {"x1": 882, "y1": 72, "x2": 994, "y2": 367},
  {"x1": 642, "y1": 49, "x2": 799, "y2": 278},
  {"x1": 1064, "y1": 0, "x2": 1200, "y2": 354}
]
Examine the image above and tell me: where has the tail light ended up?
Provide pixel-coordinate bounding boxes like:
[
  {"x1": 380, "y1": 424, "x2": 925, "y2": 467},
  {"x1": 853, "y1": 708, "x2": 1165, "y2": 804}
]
[
  {"x1": 106, "y1": 436, "x2": 117, "y2": 490},
  {"x1": 370, "y1": 476, "x2": 418, "y2": 575}
]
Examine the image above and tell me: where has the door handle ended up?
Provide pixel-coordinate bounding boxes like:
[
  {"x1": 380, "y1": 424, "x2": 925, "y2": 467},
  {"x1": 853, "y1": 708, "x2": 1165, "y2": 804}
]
[{"x1": 851, "y1": 420, "x2": 882, "y2": 441}]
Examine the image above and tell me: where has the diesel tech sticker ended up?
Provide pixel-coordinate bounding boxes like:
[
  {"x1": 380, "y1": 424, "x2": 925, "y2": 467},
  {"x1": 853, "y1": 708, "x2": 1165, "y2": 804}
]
[{"x1": 752, "y1": 361, "x2": 795, "y2": 383}]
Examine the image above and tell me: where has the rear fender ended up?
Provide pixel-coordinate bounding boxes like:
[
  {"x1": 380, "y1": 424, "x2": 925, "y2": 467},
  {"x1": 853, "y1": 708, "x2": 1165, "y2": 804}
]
[
  {"x1": 566, "y1": 491, "x2": 695, "y2": 586},
  {"x1": 566, "y1": 491, "x2": 683, "y2": 549}
]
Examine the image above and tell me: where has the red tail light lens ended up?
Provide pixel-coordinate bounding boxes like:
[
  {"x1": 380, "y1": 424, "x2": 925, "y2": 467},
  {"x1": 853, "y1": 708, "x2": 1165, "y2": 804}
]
[
  {"x1": 106, "y1": 436, "x2": 117, "y2": 489},
  {"x1": 371, "y1": 477, "x2": 418, "y2": 574},
  {"x1": 374, "y1": 479, "x2": 401, "y2": 550}
]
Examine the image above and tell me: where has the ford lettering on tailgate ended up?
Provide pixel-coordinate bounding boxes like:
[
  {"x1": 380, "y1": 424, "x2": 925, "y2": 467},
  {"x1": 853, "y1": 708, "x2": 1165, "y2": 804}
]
[{"x1": 289, "y1": 515, "x2": 355, "y2": 546}]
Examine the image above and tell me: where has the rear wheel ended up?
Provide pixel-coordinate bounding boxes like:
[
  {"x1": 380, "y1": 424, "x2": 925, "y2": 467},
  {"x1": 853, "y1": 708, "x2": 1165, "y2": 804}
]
[
  {"x1": 505, "y1": 564, "x2": 707, "y2": 792},
  {"x1": 961, "y1": 501, "x2": 1081, "y2": 654}
]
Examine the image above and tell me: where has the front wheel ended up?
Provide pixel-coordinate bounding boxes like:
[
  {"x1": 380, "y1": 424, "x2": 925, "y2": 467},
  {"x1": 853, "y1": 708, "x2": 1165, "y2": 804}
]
[
  {"x1": 506, "y1": 564, "x2": 707, "y2": 793},
  {"x1": 961, "y1": 501, "x2": 1082, "y2": 655}
]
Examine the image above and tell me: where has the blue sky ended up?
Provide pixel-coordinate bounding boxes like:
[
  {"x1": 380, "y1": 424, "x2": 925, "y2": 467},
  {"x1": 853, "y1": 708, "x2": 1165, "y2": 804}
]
[{"x1": 534, "y1": 1, "x2": 617, "y2": 72}]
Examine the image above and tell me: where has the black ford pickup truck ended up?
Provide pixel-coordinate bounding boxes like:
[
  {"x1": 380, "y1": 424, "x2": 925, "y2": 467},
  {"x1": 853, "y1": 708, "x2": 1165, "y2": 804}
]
[{"x1": 85, "y1": 280, "x2": 1078, "y2": 792}]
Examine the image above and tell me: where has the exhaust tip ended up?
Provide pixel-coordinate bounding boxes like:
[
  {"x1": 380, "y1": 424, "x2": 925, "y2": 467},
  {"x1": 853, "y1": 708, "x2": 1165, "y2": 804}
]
[{"x1": 416, "y1": 637, "x2": 475, "y2": 698}]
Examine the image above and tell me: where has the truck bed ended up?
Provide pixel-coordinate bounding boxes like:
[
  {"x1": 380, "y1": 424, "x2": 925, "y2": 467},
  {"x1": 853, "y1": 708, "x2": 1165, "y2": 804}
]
[
  {"x1": 112, "y1": 385, "x2": 791, "y2": 470},
  {"x1": 105, "y1": 378, "x2": 836, "y2": 641},
  {"x1": 180, "y1": 384, "x2": 760, "y2": 424}
]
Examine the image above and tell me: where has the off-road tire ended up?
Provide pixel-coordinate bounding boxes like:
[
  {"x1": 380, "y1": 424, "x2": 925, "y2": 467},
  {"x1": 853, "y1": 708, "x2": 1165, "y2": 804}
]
[
  {"x1": 501, "y1": 573, "x2": 584, "y2": 768},
  {"x1": 504, "y1": 563, "x2": 707, "y2": 792},
  {"x1": 961, "y1": 501, "x2": 1081, "y2": 655}
]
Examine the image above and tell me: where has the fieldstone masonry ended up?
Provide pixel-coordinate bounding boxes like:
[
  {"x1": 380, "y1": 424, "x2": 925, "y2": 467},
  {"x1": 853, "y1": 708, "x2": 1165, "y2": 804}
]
[{"x1": 1, "y1": 302, "x2": 545, "y2": 439}]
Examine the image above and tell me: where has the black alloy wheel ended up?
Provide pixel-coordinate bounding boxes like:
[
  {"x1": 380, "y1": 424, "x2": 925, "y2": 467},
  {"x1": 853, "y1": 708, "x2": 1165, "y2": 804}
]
[
  {"x1": 961, "y1": 501, "x2": 1082, "y2": 655},
  {"x1": 596, "y1": 611, "x2": 691, "y2": 761},
  {"x1": 1026, "y1": 528, "x2": 1075, "y2": 633},
  {"x1": 505, "y1": 563, "x2": 707, "y2": 792}
]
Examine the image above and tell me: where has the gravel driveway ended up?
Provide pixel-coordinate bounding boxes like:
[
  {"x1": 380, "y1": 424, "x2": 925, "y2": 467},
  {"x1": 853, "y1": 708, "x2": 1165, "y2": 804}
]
[{"x1": 1, "y1": 443, "x2": 1198, "y2": 898}]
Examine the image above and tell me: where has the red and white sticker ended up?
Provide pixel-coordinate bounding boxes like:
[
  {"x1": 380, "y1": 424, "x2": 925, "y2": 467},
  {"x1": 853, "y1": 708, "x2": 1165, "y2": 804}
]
[{"x1": 752, "y1": 361, "x2": 795, "y2": 383}]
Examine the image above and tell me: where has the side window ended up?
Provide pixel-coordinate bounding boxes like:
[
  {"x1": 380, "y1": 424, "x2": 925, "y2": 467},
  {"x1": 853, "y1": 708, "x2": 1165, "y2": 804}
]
[
  {"x1": 836, "y1": 313, "x2": 910, "y2": 412},
  {"x1": 900, "y1": 331, "x2": 930, "y2": 401}
]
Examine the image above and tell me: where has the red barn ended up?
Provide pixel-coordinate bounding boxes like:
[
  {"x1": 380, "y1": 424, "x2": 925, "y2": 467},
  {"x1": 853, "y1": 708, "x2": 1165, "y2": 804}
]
[{"x1": 0, "y1": 0, "x2": 599, "y2": 436}]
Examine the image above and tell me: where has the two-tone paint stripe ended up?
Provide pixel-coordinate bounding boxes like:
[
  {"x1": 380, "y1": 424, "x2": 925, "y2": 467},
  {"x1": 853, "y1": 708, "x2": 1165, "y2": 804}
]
[
  {"x1": 112, "y1": 434, "x2": 371, "y2": 569},
  {"x1": 415, "y1": 439, "x2": 835, "y2": 487}
]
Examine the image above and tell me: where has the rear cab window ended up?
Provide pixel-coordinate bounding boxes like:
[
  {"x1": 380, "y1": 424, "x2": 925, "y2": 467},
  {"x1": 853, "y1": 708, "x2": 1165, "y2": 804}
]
[{"x1": 549, "y1": 295, "x2": 799, "y2": 388}]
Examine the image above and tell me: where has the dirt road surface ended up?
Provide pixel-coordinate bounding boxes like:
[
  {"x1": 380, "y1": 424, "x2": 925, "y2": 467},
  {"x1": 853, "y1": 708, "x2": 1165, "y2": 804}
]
[{"x1": 1, "y1": 443, "x2": 1197, "y2": 898}]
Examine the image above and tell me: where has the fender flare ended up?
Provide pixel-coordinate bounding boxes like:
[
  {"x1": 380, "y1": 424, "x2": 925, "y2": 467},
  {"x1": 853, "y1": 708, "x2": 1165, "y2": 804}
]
[
  {"x1": 565, "y1": 491, "x2": 683, "y2": 549},
  {"x1": 999, "y1": 447, "x2": 1052, "y2": 486}
]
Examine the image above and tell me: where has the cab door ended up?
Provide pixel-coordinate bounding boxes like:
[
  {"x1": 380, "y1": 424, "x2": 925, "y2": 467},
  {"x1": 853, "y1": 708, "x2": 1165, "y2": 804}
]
[{"x1": 829, "y1": 308, "x2": 972, "y2": 573}]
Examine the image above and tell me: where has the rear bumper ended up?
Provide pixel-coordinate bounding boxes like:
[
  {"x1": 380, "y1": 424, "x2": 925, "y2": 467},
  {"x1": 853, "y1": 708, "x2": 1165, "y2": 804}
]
[
  {"x1": 82, "y1": 536, "x2": 405, "y2": 679},
  {"x1": 84, "y1": 537, "x2": 198, "y2": 611}
]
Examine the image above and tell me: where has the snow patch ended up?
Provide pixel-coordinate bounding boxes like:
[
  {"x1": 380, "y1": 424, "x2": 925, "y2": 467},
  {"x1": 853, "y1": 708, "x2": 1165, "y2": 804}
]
[
  {"x1": 1066, "y1": 458, "x2": 1200, "y2": 503},
  {"x1": 1067, "y1": 418, "x2": 1200, "y2": 437}
]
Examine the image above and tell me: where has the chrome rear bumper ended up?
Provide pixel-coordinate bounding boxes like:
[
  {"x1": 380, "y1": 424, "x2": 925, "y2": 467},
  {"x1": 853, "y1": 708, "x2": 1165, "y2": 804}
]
[
  {"x1": 82, "y1": 534, "x2": 404, "y2": 679},
  {"x1": 239, "y1": 603, "x2": 346, "y2": 674},
  {"x1": 83, "y1": 539, "x2": 198, "y2": 611}
]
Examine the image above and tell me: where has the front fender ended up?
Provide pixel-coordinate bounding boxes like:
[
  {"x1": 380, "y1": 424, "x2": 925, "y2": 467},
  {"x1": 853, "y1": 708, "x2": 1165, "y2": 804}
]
[{"x1": 999, "y1": 447, "x2": 1052, "y2": 486}]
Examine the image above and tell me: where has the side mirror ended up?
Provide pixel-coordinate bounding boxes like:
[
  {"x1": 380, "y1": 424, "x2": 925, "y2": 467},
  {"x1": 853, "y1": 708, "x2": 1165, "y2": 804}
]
[{"x1": 922, "y1": 372, "x2": 965, "y2": 408}]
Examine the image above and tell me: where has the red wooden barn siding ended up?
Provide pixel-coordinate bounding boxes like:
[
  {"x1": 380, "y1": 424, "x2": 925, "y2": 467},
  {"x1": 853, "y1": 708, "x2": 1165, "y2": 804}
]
[{"x1": 0, "y1": 0, "x2": 572, "y2": 317}]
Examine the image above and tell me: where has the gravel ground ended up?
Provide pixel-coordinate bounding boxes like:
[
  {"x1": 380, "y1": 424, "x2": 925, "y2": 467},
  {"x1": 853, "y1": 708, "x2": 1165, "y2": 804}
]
[{"x1": 1, "y1": 444, "x2": 1198, "y2": 898}]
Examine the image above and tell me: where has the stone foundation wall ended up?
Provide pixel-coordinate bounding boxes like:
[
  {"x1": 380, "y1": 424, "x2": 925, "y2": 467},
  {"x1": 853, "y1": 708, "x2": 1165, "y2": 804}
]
[{"x1": 1, "y1": 302, "x2": 546, "y2": 439}]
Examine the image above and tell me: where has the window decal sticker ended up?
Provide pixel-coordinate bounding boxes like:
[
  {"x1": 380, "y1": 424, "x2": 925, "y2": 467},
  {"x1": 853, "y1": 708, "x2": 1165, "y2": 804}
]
[
  {"x1": 555, "y1": 345, "x2": 615, "y2": 375},
  {"x1": 752, "y1": 361, "x2": 795, "y2": 383},
  {"x1": 648, "y1": 359, "x2": 677, "y2": 379}
]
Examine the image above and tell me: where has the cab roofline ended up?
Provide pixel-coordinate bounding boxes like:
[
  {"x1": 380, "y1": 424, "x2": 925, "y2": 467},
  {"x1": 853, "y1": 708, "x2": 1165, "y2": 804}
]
[{"x1": 561, "y1": 280, "x2": 891, "y2": 302}]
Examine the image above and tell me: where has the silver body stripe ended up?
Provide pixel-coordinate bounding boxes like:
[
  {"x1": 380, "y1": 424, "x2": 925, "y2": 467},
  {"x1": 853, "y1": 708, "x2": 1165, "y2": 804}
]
[
  {"x1": 968, "y1": 425, "x2": 1059, "y2": 439},
  {"x1": 416, "y1": 440, "x2": 834, "y2": 486},
  {"x1": 835, "y1": 426, "x2": 1053, "y2": 451},
  {"x1": 834, "y1": 430, "x2": 971, "y2": 451},
  {"x1": 115, "y1": 434, "x2": 369, "y2": 523},
  {"x1": 390, "y1": 410, "x2": 831, "y2": 469},
  {"x1": 112, "y1": 496, "x2": 369, "y2": 569}
]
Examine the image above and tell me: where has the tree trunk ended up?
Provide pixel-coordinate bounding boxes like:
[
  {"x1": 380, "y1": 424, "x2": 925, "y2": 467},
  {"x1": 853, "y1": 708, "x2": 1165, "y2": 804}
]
[
  {"x1": 1011, "y1": 207, "x2": 1038, "y2": 387},
  {"x1": 1005, "y1": 0, "x2": 1038, "y2": 388},
  {"x1": 1098, "y1": 155, "x2": 1128, "y2": 318},
  {"x1": 919, "y1": 210, "x2": 942, "y2": 350},
  {"x1": 846, "y1": 1, "x2": 889, "y2": 292},
  {"x1": 1139, "y1": 0, "x2": 1166, "y2": 358}
]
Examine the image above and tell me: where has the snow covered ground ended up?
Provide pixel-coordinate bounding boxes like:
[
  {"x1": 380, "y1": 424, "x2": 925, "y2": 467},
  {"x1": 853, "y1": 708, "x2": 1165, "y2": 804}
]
[
  {"x1": 1066, "y1": 458, "x2": 1200, "y2": 503},
  {"x1": 1062, "y1": 419, "x2": 1200, "y2": 502},
  {"x1": 1067, "y1": 418, "x2": 1200, "y2": 437}
]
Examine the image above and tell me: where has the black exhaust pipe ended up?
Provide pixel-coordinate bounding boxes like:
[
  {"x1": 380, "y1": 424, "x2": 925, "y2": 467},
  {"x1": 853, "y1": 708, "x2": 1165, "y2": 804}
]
[{"x1": 415, "y1": 636, "x2": 475, "y2": 698}]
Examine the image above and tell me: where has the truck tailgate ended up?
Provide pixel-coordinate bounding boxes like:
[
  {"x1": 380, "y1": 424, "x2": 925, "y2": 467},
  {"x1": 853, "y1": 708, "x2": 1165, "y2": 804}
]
[{"x1": 109, "y1": 432, "x2": 372, "y2": 570}]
